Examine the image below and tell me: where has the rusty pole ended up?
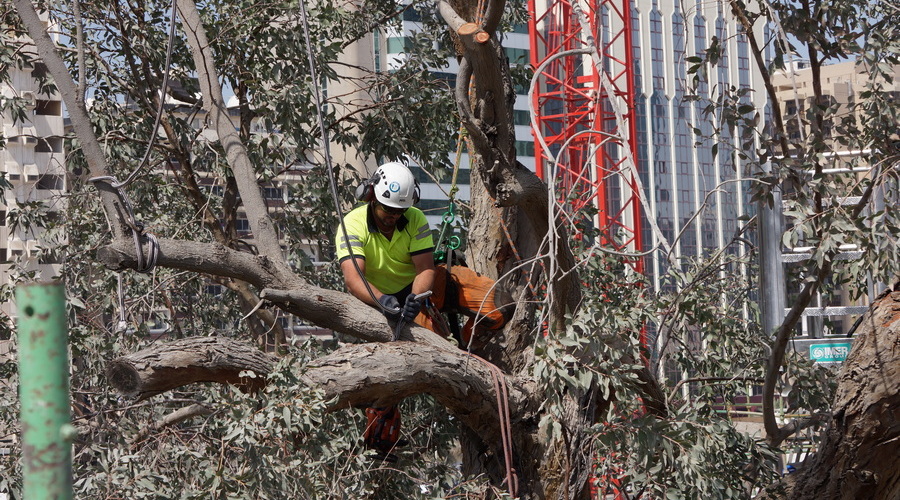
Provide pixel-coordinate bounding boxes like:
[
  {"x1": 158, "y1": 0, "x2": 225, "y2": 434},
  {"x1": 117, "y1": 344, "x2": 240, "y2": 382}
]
[{"x1": 16, "y1": 281, "x2": 72, "y2": 500}]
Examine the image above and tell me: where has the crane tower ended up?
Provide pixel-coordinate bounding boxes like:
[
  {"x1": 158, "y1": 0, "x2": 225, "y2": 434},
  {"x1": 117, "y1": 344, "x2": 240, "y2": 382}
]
[{"x1": 528, "y1": 0, "x2": 643, "y2": 273}]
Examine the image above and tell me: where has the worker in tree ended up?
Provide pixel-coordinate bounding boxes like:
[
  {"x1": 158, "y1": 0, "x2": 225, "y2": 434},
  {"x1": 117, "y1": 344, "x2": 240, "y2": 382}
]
[
  {"x1": 335, "y1": 161, "x2": 434, "y2": 460},
  {"x1": 336, "y1": 161, "x2": 436, "y2": 328},
  {"x1": 335, "y1": 161, "x2": 514, "y2": 460}
]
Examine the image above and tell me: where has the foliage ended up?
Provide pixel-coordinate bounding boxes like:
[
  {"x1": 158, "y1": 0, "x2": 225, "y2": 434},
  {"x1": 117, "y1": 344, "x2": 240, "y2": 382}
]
[
  {"x1": 2, "y1": 340, "x2": 475, "y2": 499},
  {"x1": 594, "y1": 409, "x2": 779, "y2": 500},
  {"x1": 0, "y1": 0, "x2": 898, "y2": 496},
  {"x1": 534, "y1": 250, "x2": 787, "y2": 498}
]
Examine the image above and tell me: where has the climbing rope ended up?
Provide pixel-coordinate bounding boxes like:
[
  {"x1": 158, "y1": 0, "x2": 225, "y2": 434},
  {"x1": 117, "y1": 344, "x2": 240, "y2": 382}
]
[
  {"x1": 434, "y1": 124, "x2": 467, "y2": 265},
  {"x1": 88, "y1": 0, "x2": 174, "y2": 334},
  {"x1": 89, "y1": 176, "x2": 160, "y2": 274},
  {"x1": 296, "y1": 0, "x2": 396, "y2": 319},
  {"x1": 88, "y1": 0, "x2": 173, "y2": 266},
  {"x1": 469, "y1": 353, "x2": 518, "y2": 497},
  {"x1": 114, "y1": 0, "x2": 179, "y2": 189}
]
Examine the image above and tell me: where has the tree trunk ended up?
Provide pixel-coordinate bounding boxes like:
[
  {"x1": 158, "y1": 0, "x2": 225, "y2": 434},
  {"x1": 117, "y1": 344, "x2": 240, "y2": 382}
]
[{"x1": 759, "y1": 289, "x2": 900, "y2": 500}]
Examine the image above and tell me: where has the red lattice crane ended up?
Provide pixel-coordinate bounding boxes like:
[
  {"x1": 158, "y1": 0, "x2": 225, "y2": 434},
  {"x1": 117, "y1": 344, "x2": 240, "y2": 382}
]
[
  {"x1": 528, "y1": 3, "x2": 644, "y2": 496},
  {"x1": 528, "y1": 0, "x2": 643, "y2": 274}
]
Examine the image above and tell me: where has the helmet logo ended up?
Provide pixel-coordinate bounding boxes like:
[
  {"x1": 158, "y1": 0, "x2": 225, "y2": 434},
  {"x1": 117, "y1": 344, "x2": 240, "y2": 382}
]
[{"x1": 389, "y1": 181, "x2": 401, "y2": 192}]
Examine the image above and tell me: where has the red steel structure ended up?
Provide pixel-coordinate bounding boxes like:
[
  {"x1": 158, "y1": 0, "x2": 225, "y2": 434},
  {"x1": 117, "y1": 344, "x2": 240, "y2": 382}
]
[
  {"x1": 528, "y1": 2, "x2": 643, "y2": 497},
  {"x1": 527, "y1": 0, "x2": 643, "y2": 273}
]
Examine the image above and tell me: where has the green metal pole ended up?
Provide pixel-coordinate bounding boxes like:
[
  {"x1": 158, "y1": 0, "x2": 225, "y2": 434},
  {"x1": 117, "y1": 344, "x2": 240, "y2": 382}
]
[{"x1": 16, "y1": 281, "x2": 72, "y2": 500}]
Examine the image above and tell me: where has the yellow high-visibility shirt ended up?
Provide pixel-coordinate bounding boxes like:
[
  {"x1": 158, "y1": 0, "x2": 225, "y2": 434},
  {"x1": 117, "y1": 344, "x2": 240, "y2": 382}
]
[{"x1": 335, "y1": 204, "x2": 433, "y2": 294}]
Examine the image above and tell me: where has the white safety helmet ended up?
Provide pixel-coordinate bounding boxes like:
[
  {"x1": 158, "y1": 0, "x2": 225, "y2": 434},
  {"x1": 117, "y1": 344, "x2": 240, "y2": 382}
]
[{"x1": 371, "y1": 162, "x2": 420, "y2": 209}]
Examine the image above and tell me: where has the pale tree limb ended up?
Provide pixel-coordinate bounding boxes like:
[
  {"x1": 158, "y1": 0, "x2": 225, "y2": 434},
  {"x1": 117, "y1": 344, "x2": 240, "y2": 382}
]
[
  {"x1": 95, "y1": 234, "x2": 455, "y2": 345},
  {"x1": 96, "y1": 238, "x2": 284, "y2": 288},
  {"x1": 130, "y1": 404, "x2": 213, "y2": 446},
  {"x1": 175, "y1": 0, "x2": 287, "y2": 265},
  {"x1": 258, "y1": 288, "x2": 453, "y2": 345},
  {"x1": 106, "y1": 337, "x2": 276, "y2": 399},
  {"x1": 106, "y1": 337, "x2": 528, "y2": 454},
  {"x1": 306, "y1": 343, "x2": 530, "y2": 447},
  {"x1": 11, "y1": 0, "x2": 126, "y2": 239}
]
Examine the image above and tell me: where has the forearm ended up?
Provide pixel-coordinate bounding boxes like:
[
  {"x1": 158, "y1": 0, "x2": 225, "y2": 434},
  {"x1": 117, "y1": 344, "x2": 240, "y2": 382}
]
[
  {"x1": 347, "y1": 275, "x2": 384, "y2": 307},
  {"x1": 341, "y1": 259, "x2": 383, "y2": 307},
  {"x1": 411, "y1": 268, "x2": 435, "y2": 296}
]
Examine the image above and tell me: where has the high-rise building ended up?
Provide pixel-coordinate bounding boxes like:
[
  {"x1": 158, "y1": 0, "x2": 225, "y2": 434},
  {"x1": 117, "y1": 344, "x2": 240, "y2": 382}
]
[
  {"x1": 529, "y1": 0, "x2": 768, "y2": 289},
  {"x1": 768, "y1": 59, "x2": 900, "y2": 338},
  {"x1": 326, "y1": 6, "x2": 535, "y2": 229},
  {"x1": 0, "y1": 17, "x2": 66, "y2": 322},
  {"x1": 773, "y1": 59, "x2": 900, "y2": 148}
]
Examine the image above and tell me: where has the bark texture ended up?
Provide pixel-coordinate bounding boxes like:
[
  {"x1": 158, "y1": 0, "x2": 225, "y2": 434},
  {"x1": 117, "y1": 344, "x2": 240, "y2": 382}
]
[
  {"x1": 107, "y1": 337, "x2": 275, "y2": 399},
  {"x1": 759, "y1": 289, "x2": 900, "y2": 500},
  {"x1": 105, "y1": 336, "x2": 541, "y2": 486}
]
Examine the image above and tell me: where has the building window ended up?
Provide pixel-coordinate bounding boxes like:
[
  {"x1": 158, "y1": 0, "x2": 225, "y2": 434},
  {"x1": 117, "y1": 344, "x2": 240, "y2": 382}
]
[
  {"x1": 401, "y1": 7, "x2": 422, "y2": 22},
  {"x1": 39, "y1": 251, "x2": 61, "y2": 264},
  {"x1": 35, "y1": 137, "x2": 63, "y2": 153},
  {"x1": 432, "y1": 72, "x2": 457, "y2": 88},
  {"x1": 515, "y1": 140, "x2": 535, "y2": 157},
  {"x1": 36, "y1": 174, "x2": 64, "y2": 190},
  {"x1": 35, "y1": 100, "x2": 62, "y2": 116},
  {"x1": 514, "y1": 110, "x2": 530, "y2": 126},
  {"x1": 505, "y1": 47, "x2": 529, "y2": 64},
  {"x1": 263, "y1": 187, "x2": 283, "y2": 200},
  {"x1": 510, "y1": 23, "x2": 529, "y2": 34},
  {"x1": 416, "y1": 199, "x2": 452, "y2": 214},
  {"x1": 387, "y1": 37, "x2": 414, "y2": 54}
]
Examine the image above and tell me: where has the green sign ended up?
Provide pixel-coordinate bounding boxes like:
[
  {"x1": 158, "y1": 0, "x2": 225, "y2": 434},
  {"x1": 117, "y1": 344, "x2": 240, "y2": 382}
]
[{"x1": 809, "y1": 342, "x2": 851, "y2": 363}]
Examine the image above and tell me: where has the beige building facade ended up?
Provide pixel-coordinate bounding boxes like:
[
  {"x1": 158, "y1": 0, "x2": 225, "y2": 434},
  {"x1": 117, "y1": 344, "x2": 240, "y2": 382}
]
[{"x1": 0, "y1": 19, "x2": 66, "y2": 322}]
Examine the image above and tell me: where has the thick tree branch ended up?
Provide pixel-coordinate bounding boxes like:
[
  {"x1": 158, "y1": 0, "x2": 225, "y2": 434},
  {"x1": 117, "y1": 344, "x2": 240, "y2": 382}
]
[
  {"x1": 107, "y1": 337, "x2": 276, "y2": 399},
  {"x1": 453, "y1": 58, "x2": 492, "y2": 154},
  {"x1": 107, "y1": 337, "x2": 527, "y2": 458},
  {"x1": 481, "y1": 0, "x2": 504, "y2": 34},
  {"x1": 259, "y1": 288, "x2": 453, "y2": 346},
  {"x1": 175, "y1": 0, "x2": 287, "y2": 263},
  {"x1": 305, "y1": 343, "x2": 528, "y2": 453},
  {"x1": 97, "y1": 237, "x2": 284, "y2": 288},
  {"x1": 95, "y1": 237, "x2": 452, "y2": 346}
]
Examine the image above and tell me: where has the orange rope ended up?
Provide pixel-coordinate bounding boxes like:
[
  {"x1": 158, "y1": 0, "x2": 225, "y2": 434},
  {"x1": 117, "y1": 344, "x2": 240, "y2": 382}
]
[
  {"x1": 471, "y1": 353, "x2": 518, "y2": 497},
  {"x1": 475, "y1": 0, "x2": 487, "y2": 26}
]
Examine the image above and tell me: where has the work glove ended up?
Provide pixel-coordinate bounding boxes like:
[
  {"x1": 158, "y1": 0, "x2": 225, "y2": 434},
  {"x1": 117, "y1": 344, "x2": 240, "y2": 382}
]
[
  {"x1": 378, "y1": 294, "x2": 402, "y2": 322},
  {"x1": 401, "y1": 293, "x2": 423, "y2": 323}
]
